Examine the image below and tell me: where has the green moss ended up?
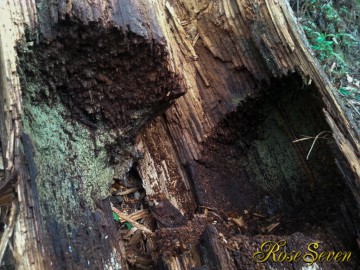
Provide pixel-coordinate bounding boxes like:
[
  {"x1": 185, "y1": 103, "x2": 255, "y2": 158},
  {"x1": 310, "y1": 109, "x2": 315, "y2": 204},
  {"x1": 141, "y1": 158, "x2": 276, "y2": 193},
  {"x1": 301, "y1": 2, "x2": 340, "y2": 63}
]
[{"x1": 22, "y1": 79, "x2": 116, "y2": 224}]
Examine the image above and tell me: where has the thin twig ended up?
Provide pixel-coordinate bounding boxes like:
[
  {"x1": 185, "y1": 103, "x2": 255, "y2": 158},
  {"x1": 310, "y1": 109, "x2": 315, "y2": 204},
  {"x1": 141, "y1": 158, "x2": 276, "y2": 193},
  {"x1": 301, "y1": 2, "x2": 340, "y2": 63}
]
[
  {"x1": 127, "y1": 209, "x2": 149, "y2": 221},
  {"x1": 111, "y1": 206, "x2": 154, "y2": 236},
  {"x1": 306, "y1": 131, "x2": 331, "y2": 160},
  {"x1": 293, "y1": 135, "x2": 330, "y2": 143},
  {"x1": 116, "y1": 187, "x2": 140, "y2": 196},
  {"x1": 266, "y1": 222, "x2": 280, "y2": 233}
]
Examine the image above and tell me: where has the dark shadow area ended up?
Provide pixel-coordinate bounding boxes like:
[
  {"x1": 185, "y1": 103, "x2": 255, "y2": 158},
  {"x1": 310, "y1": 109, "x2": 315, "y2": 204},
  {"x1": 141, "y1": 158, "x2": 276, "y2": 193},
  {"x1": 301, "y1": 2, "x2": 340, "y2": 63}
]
[
  {"x1": 18, "y1": 20, "x2": 184, "y2": 138},
  {"x1": 190, "y1": 73, "x2": 360, "y2": 261}
]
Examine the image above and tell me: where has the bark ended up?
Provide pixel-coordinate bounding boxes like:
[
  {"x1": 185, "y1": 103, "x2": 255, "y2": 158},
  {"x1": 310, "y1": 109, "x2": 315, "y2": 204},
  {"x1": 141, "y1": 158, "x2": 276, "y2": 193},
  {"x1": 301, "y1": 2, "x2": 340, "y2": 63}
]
[{"x1": 0, "y1": 0, "x2": 359, "y2": 269}]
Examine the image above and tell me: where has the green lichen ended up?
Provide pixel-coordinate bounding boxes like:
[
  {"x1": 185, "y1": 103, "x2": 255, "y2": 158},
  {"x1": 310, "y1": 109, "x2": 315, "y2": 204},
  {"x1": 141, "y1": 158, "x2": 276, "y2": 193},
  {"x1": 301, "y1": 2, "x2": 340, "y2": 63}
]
[{"x1": 22, "y1": 80, "x2": 118, "y2": 224}]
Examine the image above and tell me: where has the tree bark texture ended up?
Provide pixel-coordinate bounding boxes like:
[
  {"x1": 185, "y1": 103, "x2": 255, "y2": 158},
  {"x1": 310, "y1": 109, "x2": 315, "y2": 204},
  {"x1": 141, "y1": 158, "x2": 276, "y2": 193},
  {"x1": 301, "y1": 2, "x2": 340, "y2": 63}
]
[{"x1": 0, "y1": 0, "x2": 359, "y2": 269}]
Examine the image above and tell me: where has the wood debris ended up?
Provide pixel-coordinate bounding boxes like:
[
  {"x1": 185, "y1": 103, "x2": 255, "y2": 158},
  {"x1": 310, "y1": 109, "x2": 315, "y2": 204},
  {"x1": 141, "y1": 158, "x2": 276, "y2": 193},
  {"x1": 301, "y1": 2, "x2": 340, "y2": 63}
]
[
  {"x1": 111, "y1": 206, "x2": 154, "y2": 236},
  {"x1": 232, "y1": 216, "x2": 246, "y2": 229},
  {"x1": 116, "y1": 187, "x2": 141, "y2": 196},
  {"x1": 127, "y1": 209, "x2": 149, "y2": 221},
  {"x1": 265, "y1": 222, "x2": 280, "y2": 233},
  {"x1": 252, "y1": 213, "x2": 266, "y2": 218},
  {"x1": 0, "y1": 201, "x2": 17, "y2": 263},
  {"x1": 123, "y1": 227, "x2": 138, "y2": 240}
]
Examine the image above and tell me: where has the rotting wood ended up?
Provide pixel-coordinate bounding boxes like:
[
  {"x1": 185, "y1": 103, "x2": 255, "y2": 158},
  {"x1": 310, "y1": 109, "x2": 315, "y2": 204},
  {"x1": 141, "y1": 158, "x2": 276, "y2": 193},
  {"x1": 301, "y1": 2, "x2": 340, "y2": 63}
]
[
  {"x1": 140, "y1": 0, "x2": 360, "y2": 219},
  {"x1": 165, "y1": 1, "x2": 198, "y2": 61},
  {"x1": 0, "y1": 0, "x2": 183, "y2": 268},
  {"x1": 0, "y1": 201, "x2": 17, "y2": 263},
  {"x1": 199, "y1": 226, "x2": 236, "y2": 270},
  {"x1": 324, "y1": 110, "x2": 360, "y2": 206},
  {"x1": 0, "y1": 0, "x2": 359, "y2": 269}
]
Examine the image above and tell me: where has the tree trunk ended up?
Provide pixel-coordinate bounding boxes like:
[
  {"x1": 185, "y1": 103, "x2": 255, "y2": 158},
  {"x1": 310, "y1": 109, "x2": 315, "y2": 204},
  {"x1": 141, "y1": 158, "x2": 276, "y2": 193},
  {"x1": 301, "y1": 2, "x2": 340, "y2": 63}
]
[{"x1": 0, "y1": 0, "x2": 359, "y2": 269}]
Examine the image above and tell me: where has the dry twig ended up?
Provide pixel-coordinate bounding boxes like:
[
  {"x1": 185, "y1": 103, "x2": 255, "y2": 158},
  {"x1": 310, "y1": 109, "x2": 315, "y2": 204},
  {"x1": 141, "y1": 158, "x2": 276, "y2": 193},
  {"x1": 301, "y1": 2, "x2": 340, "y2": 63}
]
[
  {"x1": 116, "y1": 187, "x2": 140, "y2": 196},
  {"x1": 293, "y1": 131, "x2": 332, "y2": 160},
  {"x1": 305, "y1": 131, "x2": 331, "y2": 160},
  {"x1": 266, "y1": 222, "x2": 280, "y2": 233},
  {"x1": 111, "y1": 206, "x2": 154, "y2": 236}
]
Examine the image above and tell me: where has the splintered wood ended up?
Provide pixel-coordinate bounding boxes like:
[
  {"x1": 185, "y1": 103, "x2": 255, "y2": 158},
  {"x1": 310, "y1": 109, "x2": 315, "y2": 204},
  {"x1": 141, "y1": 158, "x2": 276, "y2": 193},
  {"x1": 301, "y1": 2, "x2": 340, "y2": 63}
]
[
  {"x1": 1, "y1": 0, "x2": 360, "y2": 269},
  {"x1": 127, "y1": 209, "x2": 149, "y2": 221},
  {"x1": 165, "y1": 1, "x2": 198, "y2": 61},
  {"x1": 112, "y1": 206, "x2": 154, "y2": 236}
]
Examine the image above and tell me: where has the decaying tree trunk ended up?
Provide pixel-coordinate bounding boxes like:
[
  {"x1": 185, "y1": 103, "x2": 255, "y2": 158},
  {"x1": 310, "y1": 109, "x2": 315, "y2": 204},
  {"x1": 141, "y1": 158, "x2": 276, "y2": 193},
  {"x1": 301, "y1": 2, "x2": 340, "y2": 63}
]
[{"x1": 0, "y1": 0, "x2": 359, "y2": 269}]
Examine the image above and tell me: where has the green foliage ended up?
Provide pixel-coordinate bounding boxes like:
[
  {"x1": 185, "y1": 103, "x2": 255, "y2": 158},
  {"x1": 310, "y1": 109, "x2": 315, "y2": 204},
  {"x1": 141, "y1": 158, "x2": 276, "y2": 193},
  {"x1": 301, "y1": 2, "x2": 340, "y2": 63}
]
[
  {"x1": 339, "y1": 86, "x2": 360, "y2": 99},
  {"x1": 125, "y1": 222, "x2": 133, "y2": 230},
  {"x1": 303, "y1": 26, "x2": 354, "y2": 64},
  {"x1": 296, "y1": 0, "x2": 360, "y2": 99},
  {"x1": 113, "y1": 212, "x2": 120, "y2": 222},
  {"x1": 112, "y1": 212, "x2": 133, "y2": 230}
]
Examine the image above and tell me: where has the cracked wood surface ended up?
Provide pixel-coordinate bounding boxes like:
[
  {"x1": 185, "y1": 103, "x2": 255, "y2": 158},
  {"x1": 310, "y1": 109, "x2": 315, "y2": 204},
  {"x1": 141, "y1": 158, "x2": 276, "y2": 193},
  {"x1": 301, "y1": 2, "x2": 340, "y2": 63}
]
[
  {"x1": 0, "y1": 0, "x2": 359, "y2": 269},
  {"x1": 138, "y1": 0, "x2": 360, "y2": 214}
]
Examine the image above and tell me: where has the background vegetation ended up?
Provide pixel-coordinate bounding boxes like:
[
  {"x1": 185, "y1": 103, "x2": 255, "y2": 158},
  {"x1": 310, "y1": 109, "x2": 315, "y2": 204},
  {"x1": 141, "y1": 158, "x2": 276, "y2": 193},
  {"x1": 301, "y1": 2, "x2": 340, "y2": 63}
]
[{"x1": 289, "y1": 0, "x2": 360, "y2": 105}]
